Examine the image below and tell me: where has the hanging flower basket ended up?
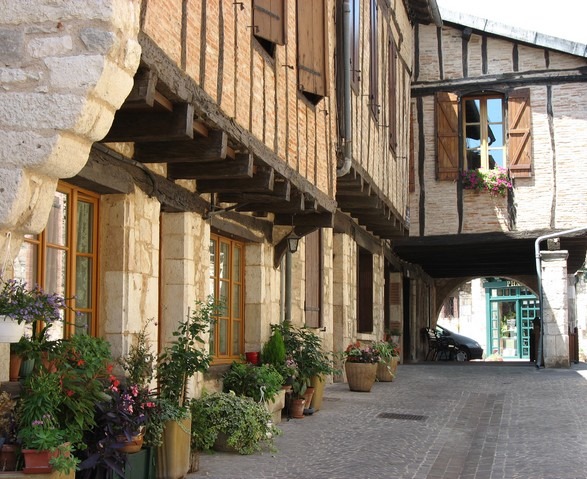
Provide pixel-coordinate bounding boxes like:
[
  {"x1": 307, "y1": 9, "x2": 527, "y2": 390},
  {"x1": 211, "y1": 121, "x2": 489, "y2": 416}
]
[{"x1": 0, "y1": 315, "x2": 25, "y2": 343}]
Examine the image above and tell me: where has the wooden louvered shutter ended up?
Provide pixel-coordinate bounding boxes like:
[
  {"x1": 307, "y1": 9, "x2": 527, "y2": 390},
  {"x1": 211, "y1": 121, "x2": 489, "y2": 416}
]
[
  {"x1": 304, "y1": 230, "x2": 321, "y2": 328},
  {"x1": 436, "y1": 92, "x2": 459, "y2": 180},
  {"x1": 351, "y1": 0, "x2": 360, "y2": 88},
  {"x1": 508, "y1": 88, "x2": 533, "y2": 178},
  {"x1": 253, "y1": 0, "x2": 286, "y2": 45},
  {"x1": 409, "y1": 106, "x2": 415, "y2": 192},
  {"x1": 357, "y1": 249, "x2": 373, "y2": 333},
  {"x1": 297, "y1": 0, "x2": 328, "y2": 97},
  {"x1": 389, "y1": 38, "x2": 397, "y2": 151}
]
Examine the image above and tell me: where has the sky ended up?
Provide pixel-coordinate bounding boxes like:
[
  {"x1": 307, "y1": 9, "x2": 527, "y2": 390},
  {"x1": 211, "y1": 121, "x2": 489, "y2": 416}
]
[{"x1": 435, "y1": 0, "x2": 587, "y2": 45}]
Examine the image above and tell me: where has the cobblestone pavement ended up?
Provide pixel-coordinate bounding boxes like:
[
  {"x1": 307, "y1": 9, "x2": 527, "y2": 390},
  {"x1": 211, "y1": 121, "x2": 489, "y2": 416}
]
[{"x1": 189, "y1": 362, "x2": 587, "y2": 479}]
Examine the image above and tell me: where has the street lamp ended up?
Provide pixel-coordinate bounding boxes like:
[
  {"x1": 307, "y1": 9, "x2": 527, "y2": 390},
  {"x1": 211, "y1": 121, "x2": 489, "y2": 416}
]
[{"x1": 286, "y1": 231, "x2": 300, "y2": 253}]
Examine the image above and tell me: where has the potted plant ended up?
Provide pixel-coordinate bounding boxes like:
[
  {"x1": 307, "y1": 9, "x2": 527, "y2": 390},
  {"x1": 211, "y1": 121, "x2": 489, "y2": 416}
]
[
  {"x1": 190, "y1": 391, "x2": 280, "y2": 455},
  {"x1": 17, "y1": 370, "x2": 80, "y2": 474},
  {"x1": 0, "y1": 279, "x2": 67, "y2": 343},
  {"x1": 373, "y1": 339, "x2": 400, "y2": 382},
  {"x1": 344, "y1": 341, "x2": 380, "y2": 392},
  {"x1": 0, "y1": 391, "x2": 18, "y2": 471},
  {"x1": 222, "y1": 362, "x2": 285, "y2": 423},
  {"x1": 156, "y1": 298, "x2": 216, "y2": 479},
  {"x1": 271, "y1": 323, "x2": 336, "y2": 412},
  {"x1": 78, "y1": 324, "x2": 158, "y2": 479}
]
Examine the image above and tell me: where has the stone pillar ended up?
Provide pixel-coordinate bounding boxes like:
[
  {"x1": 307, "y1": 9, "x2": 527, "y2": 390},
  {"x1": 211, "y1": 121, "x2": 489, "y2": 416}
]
[
  {"x1": 541, "y1": 250, "x2": 570, "y2": 368},
  {"x1": 160, "y1": 211, "x2": 209, "y2": 397}
]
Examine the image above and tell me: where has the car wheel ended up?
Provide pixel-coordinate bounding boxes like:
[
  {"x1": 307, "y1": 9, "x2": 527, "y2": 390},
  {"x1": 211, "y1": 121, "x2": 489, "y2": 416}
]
[{"x1": 454, "y1": 348, "x2": 470, "y2": 362}]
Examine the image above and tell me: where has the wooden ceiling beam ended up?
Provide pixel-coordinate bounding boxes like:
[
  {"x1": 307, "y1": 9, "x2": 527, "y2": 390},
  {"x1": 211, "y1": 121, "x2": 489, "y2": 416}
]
[
  {"x1": 218, "y1": 179, "x2": 291, "y2": 203},
  {"x1": 135, "y1": 130, "x2": 228, "y2": 163},
  {"x1": 274, "y1": 213, "x2": 334, "y2": 228},
  {"x1": 168, "y1": 153, "x2": 253, "y2": 180},
  {"x1": 196, "y1": 166, "x2": 275, "y2": 193},
  {"x1": 102, "y1": 103, "x2": 194, "y2": 143},
  {"x1": 121, "y1": 69, "x2": 158, "y2": 109}
]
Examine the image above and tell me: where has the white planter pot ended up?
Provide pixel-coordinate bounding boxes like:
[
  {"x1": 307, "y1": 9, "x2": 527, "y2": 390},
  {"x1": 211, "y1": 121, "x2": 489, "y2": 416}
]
[{"x1": 0, "y1": 316, "x2": 25, "y2": 343}]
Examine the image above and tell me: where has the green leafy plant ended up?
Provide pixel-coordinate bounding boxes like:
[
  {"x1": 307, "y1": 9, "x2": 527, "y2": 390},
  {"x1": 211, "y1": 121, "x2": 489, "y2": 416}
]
[
  {"x1": 461, "y1": 167, "x2": 513, "y2": 197},
  {"x1": 191, "y1": 391, "x2": 280, "y2": 455},
  {"x1": 0, "y1": 391, "x2": 17, "y2": 445},
  {"x1": 372, "y1": 339, "x2": 400, "y2": 361},
  {"x1": 157, "y1": 298, "x2": 218, "y2": 419},
  {"x1": 260, "y1": 330, "x2": 286, "y2": 374},
  {"x1": 222, "y1": 362, "x2": 283, "y2": 403}
]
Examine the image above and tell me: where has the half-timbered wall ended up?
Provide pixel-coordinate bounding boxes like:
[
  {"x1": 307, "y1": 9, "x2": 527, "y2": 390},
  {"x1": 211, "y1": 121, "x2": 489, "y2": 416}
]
[
  {"x1": 411, "y1": 21, "x2": 587, "y2": 237},
  {"x1": 141, "y1": 0, "x2": 337, "y2": 198},
  {"x1": 351, "y1": 0, "x2": 414, "y2": 224}
]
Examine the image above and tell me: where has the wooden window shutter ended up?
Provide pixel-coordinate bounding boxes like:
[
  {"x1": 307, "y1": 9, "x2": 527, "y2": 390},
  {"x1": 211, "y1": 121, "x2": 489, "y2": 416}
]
[
  {"x1": 508, "y1": 88, "x2": 533, "y2": 178},
  {"x1": 390, "y1": 281, "x2": 401, "y2": 305},
  {"x1": 351, "y1": 0, "x2": 360, "y2": 88},
  {"x1": 253, "y1": 0, "x2": 286, "y2": 45},
  {"x1": 304, "y1": 230, "x2": 321, "y2": 328},
  {"x1": 369, "y1": 0, "x2": 379, "y2": 120},
  {"x1": 357, "y1": 249, "x2": 374, "y2": 333},
  {"x1": 409, "y1": 106, "x2": 415, "y2": 192},
  {"x1": 389, "y1": 38, "x2": 397, "y2": 151},
  {"x1": 436, "y1": 92, "x2": 459, "y2": 181},
  {"x1": 297, "y1": 0, "x2": 328, "y2": 97}
]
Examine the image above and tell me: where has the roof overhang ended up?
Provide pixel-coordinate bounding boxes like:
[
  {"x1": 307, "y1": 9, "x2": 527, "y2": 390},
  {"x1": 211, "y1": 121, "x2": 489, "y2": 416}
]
[{"x1": 393, "y1": 229, "x2": 587, "y2": 278}]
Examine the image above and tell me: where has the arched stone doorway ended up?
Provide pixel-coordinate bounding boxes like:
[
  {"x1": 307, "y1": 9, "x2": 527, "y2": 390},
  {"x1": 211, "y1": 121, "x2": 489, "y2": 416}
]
[{"x1": 436, "y1": 277, "x2": 539, "y2": 361}]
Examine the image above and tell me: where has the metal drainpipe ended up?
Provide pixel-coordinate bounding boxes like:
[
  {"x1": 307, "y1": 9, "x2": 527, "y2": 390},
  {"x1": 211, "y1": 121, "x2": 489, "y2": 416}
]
[
  {"x1": 534, "y1": 226, "x2": 587, "y2": 368},
  {"x1": 284, "y1": 249, "x2": 292, "y2": 322},
  {"x1": 336, "y1": 0, "x2": 352, "y2": 177}
]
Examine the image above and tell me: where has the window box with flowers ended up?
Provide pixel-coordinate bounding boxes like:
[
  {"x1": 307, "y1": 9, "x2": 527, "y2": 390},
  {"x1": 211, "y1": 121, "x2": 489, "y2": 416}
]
[
  {"x1": 461, "y1": 167, "x2": 513, "y2": 197},
  {"x1": 344, "y1": 342, "x2": 380, "y2": 392}
]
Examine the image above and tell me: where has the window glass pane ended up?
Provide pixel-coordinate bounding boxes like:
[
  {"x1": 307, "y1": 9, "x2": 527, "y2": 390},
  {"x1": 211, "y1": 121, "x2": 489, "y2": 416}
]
[
  {"x1": 209, "y1": 321, "x2": 215, "y2": 354},
  {"x1": 219, "y1": 280, "x2": 229, "y2": 307},
  {"x1": 219, "y1": 319, "x2": 228, "y2": 355},
  {"x1": 488, "y1": 149, "x2": 504, "y2": 168},
  {"x1": 209, "y1": 239, "x2": 216, "y2": 278},
  {"x1": 466, "y1": 138, "x2": 480, "y2": 149},
  {"x1": 232, "y1": 246, "x2": 241, "y2": 279},
  {"x1": 488, "y1": 124, "x2": 503, "y2": 147},
  {"x1": 46, "y1": 248, "x2": 66, "y2": 298},
  {"x1": 76, "y1": 201, "x2": 93, "y2": 254},
  {"x1": 75, "y1": 256, "x2": 91, "y2": 308},
  {"x1": 232, "y1": 320, "x2": 241, "y2": 355},
  {"x1": 46, "y1": 192, "x2": 68, "y2": 246},
  {"x1": 487, "y1": 98, "x2": 503, "y2": 123},
  {"x1": 466, "y1": 150, "x2": 481, "y2": 170},
  {"x1": 232, "y1": 284, "x2": 241, "y2": 319},
  {"x1": 75, "y1": 313, "x2": 91, "y2": 334},
  {"x1": 219, "y1": 242, "x2": 230, "y2": 279}
]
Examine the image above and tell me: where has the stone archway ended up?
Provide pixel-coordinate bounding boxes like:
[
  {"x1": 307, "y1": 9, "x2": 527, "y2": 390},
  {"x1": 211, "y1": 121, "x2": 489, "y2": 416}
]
[{"x1": 0, "y1": 1, "x2": 141, "y2": 267}]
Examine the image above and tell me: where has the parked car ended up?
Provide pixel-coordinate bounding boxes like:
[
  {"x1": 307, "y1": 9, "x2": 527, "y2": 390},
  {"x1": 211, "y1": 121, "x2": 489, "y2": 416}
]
[{"x1": 435, "y1": 325, "x2": 484, "y2": 361}]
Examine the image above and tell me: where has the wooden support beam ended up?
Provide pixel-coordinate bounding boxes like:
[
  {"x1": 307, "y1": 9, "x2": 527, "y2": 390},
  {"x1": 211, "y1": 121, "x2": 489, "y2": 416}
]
[
  {"x1": 274, "y1": 212, "x2": 334, "y2": 228},
  {"x1": 135, "y1": 130, "x2": 228, "y2": 163},
  {"x1": 122, "y1": 69, "x2": 158, "y2": 109},
  {"x1": 196, "y1": 166, "x2": 274, "y2": 193},
  {"x1": 168, "y1": 153, "x2": 253, "y2": 180},
  {"x1": 337, "y1": 195, "x2": 382, "y2": 210},
  {"x1": 102, "y1": 103, "x2": 194, "y2": 143},
  {"x1": 218, "y1": 179, "x2": 291, "y2": 203}
]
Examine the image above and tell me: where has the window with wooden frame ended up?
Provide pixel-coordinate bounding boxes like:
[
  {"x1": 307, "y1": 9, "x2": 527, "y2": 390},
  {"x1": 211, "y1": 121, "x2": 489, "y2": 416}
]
[
  {"x1": 13, "y1": 182, "x2": 100, "y2": 338},
  {"x1": 209, "y1": 234, "x2": 245, "y2": 362},
  {"x1": 369, "y1": 0, "x2": 379, "y2": 120},
  {"x1": 388, "y1": 37, "x2": 397, "y2": 151},
  {"x1": 435, "y1": 88, "x2": 532, "y2": 180},
  {"x1": 297, "y1": 0, "x2": 328, "y2": 103},
  {"x1": 357, "y1": 247, "x2": 373, "y2": 333},
  {"x1": 304, "y1": 229, "x2": 322, "y2": 328},
  {"x1": 252, "y1": 0, "x2": 286, "y2": 56}
]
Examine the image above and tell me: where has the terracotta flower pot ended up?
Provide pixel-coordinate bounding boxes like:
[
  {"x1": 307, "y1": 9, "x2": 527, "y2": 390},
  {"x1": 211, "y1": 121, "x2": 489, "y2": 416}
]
[
  {"x1": 290, "y1": 398, "x2": 306, "y2": 419},
  {"x1": 22, "y1": 448, "x2": 58, "y2": 474}
]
